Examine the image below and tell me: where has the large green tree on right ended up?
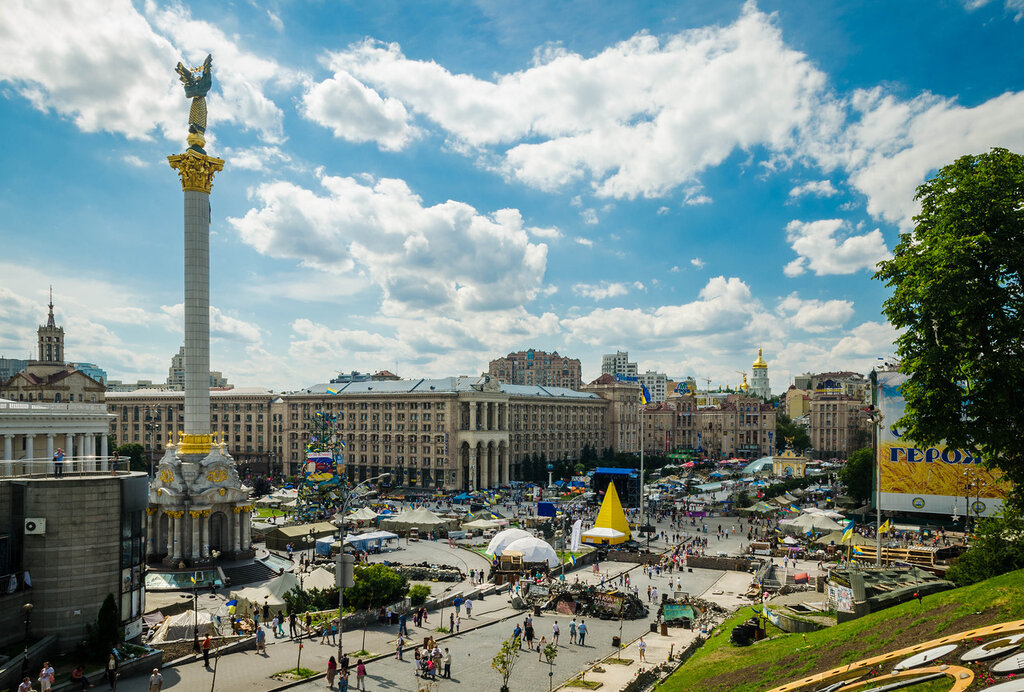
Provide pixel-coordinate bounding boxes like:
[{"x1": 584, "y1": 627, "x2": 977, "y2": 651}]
[{"x1": 875, "y1": 148, "x2": 1024, "y2": 503}]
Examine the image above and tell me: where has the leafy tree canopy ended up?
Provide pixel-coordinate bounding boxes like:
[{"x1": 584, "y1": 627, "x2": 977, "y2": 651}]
[
  {"x1": 344, "y1": 564, "x2": 408, "y2": 611},
  {"x1": 115, "y1": 443, "x2": 148, "y2": 473},
  {"x1": 840, "y1": 448, "x2": 874, "y2": 505},
  {"x1": 775, "y1": 413, "x2": 810, "y2": 453},
  {"x1": 875, "y1": 148, "x2": 1024, "y2": 502}
]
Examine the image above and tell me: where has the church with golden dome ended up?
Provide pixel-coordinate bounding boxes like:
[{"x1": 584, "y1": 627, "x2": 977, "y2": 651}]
[{"x1": 750, "y1": 348, "x2": 772, "y2": 399}]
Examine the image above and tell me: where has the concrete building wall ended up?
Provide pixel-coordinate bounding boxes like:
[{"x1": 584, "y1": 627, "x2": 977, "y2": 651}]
[
  {"x1": 0, "y1": 473, "x2": 148, "y2": 650},
  {"x1": 487, "y1": 350, "x2": 582, "y2": 390},
  {"x1": 808, "y1": 394, "x2": 868, "y2": 459}
]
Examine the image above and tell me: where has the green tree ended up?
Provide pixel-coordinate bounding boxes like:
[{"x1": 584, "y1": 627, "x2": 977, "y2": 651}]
[
  {"x1": 946, "y1": 504, "x2": 1024, "y2": 585},
  {"x1": 115, "y1": 443, "x2": 148, "y2": 473},
  {"x1": 87, "y1": 593, "x2": 120, "y2": 658},
  {"x1": 875, "y1": 148, "x2": 1024, "y2": 499},
  {"x1": 408, "y1": 584, "x2": 431, "y2": 607},
  {"x1": 492, "y1": 635, "x2": 523, "y2": 692},
  {"x1": 775, "y1": 414, "x2": 810, "y2": 453},
  {"x1": 840, "y1": 448, "x2": 874, "y2": 505},
  {"x1": 344, "y1": 564, "x2": 408, "y2": 611}
]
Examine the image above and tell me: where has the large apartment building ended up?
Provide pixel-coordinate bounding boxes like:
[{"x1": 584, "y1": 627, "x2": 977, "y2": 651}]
[
  {"x1": 487, "y1": 349, "x2": 582, "y2": 390},
  {"x1": 693, "y1": 394, "x2": 777, "y2": 459},
  {"x1": 808, "y1": 393, "x2": 868, "y2": 460},
  {"x1": 601, "y1": 351, "x2": 638, "y2": 379}
]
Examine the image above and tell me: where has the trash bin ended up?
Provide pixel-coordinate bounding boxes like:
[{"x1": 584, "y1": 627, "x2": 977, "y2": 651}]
[
  {"x1": 533, "y1": 605, "x2": 542, "y2": 616},
  {"x1": 660, "y1": 623, "x2": 669, "y2": 636},
  {"x1": 650, "y1": 622, "x2": 658, "y2": 633},
  {"x1": 611, "y1": 635, "x2": 621, "y2": 648}
]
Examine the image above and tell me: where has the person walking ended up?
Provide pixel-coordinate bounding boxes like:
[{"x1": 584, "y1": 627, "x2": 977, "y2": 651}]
[
  {"x1": 338, "y1": 665, "x2": 350, "y2": 692},
  {"x1": 455, "y1": 614, "x2": 461, "y2": 633},
  {"x1": 256, "y1": 625, "x2": 266, "y2": 653},
  {"x1": 513, "y1": 623, "x2": 523, "y2": 648},
  {"x1": 262, "y1": 599, "x2": 270, "y2": 627},
  {"x1": 147, "y1": 668, "x2": 163, "y2": 692},
  {"x1": 106, "y1": 653, "x2": 118, "y2": 690},
  {"x1": 39, "y1": 661, "x2": 55, "y2": 692},
  {"x1": 443, "y1": 648, "x2": 452, "y2": 679},
  {"x1": 271, "y1": 615, "x2": 280, "y2": 638},
  {"x1": 289, "y1": 611, "x2": 297, "y2": 639},
  {"x1": 277, "y1": 610, "x2": 286, "y2": 637},
  {"x1": 395, "y1": 635, "x2": 405, "y2": 660},
  {"x1": 355, "y1": 660, "x2": 367, "y2": 690},
  {"x1": 399, "y1": 612, "x2": 408, "y2": 636},
  {"x1": 449, "y1": 612, "x2": 455, "y2": 632},
  {"x1": 537, "y1": 635, "x2": 547, "y2": 661},
  {"x1": 638, "y1": 636, "x2": 647, "y2": 662},
  {"x1": 326, "y1": 656, "x2": 338, "y2": 689},
  {"x1": 568, "y1": 619, "x2": 577, "y2": 645},
  {"x1": 577, "y1": 620, "x2": 588, "y2": 646},
  {"x1": 552, "y1": 621, "x2": 560, "y2": 646},
  {"x1": 464, "y1": 598, "x2": 473, "y2": 618},
  {"x1": 201, "y1": 635, "x2": 212, "y2": 667}
]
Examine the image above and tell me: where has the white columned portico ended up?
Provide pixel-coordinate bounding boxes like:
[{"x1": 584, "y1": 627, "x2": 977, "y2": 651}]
[
  {"x1": 165, "y1": 513, "x2": 175, "y2": 556},
  {"x1": 45, "y1": 434, "x2": 55, "y2": 471},
  {"x1": 190, "y1": 511, "x2": 201, "y2": 560},
  {"x1": 100, "y1": 434, "x2": 108, "y2": 464},
  {"x1": 64, "y1": 433, "x2": 73, "y2": 460},
  {"x1": 200, "y1": 514, "x2": 209, "y2": 558},
  {"x1": 25, "y1": 435, "x2": 34, "y2": 464},
  {"x1": 4, "y1": 434, "x2": 13, "y2": 462}
]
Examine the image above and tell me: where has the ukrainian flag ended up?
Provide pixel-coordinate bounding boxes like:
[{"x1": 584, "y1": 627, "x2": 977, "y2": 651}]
[
  {"x1": 842, "y1": 520, "x2": 854, "y2": 543},
  {"x1": 879, "y1": 519, "x2": 891, "y2": 534},
  {"x1": 851, "y1": 545, "x2": 868, "y2": 557},
  {"x1": 570, "y1": 554, "x2": 577, "y2": 567},
  {"x1": 640, "y1": 384, "x2": 651, "y2": 405},
  {"x1": 326, "y1": 387, "x2": 340, "y2": 395}
]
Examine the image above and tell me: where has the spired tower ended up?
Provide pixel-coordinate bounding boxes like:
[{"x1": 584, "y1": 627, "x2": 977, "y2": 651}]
[
  {"x1": 750, "y1": 348, "x2": 771, "y2": 400},
  {"x1": 37, "y1": 287, "x2": 65, "y2": 364},
  {"x1": 147, "y1": 55, "x2": 253, "y2": 567}
]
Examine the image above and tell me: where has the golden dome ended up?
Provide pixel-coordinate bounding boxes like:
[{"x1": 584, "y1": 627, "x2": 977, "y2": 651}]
[
  {"x1": 752, "y1": 347, "x2": 767, "y2": 369},
  {"x1": 741, "y1": 374, "x2": 750, "y2": 390}
]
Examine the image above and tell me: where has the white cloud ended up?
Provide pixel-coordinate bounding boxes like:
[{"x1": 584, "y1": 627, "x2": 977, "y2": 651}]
[
  {"x1": 229, "y1": 173, "x2": 549, "y2": 315},
  {"x1": 690, "y1": 257, "x2": 705, "y2": 269},
  {"x1": 266, "y1": 10, "x2": 284, "y2": 31},
  {"x1": 581, "y1": 208, "x2": 599, "y2": 225},
  {"x1": 526, "y1": 225, "x2": 563, "y2": 240},
  {"x1": 224, "y1": 145, "x2": 292, "y2": 172},
  {"x1": 0, "y1": 0, "x2": 294, "y2": 145},
  {"x1": 300, "y1": 69, "x2": 419, "y2": 151},
  {"x1": 122, "y1": 154, "x2": 149, "y2": 168},
  {"x1": 830, "y1": 321, "x2": 901, "y2": 360},
  {"x1": 784, "y1": 218, "x2": 890, "y2": 276},
  {"x1": 669, "y1": 265, "x2": 681, "y2": 273},
  {"x1": 657, "y1": 206, "x2": 670, "y2": 215},
  {"x1": 574, "y1": 237, "x2": 594, "y2": 247},
  {"x1": 777, "y1": 292, "x2": 854, "y2": 332},
  {"x1": 682, "y1": 186, "x2": 713, "y2": 206},
  {"x1": 159, "y1": 304, "x2": 263, "y2": 343},
  {"x1": 315, "y1": 5, "x2": 838, "y2": 198},
  {"x1": 788, "y1": 179, "x2": 837, "y2": 198},
  {"x1": 960, "y1": 0, "x2": 1024, "y2": 20},
  {"x1": 783, "y1": 257, "x2": 807, "y2": 277},
  {"x1": 572, "y1": 282, "x2": 634, "y2": 300}
]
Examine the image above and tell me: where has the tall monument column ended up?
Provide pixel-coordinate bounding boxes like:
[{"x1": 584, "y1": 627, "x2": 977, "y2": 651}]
[{"x1": 168, "y1": 54, "x2": 223, "y2": 457}]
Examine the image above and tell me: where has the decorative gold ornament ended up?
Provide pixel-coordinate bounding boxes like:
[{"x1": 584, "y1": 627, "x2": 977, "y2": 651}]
[
  {"x1": 159, "y1": 468, "x2": 175, "y2": 484},
  {"x1": 166, "y1": 510, "x2": 185, "y2": 518},
  {"x1": 145, "y1": 507, "x2": 158, "y2": 515},
  {"x1": 218, "y1": 488, "x2": 226, "y2": 496},
  {"x1": 206, "y1": 468, "x2": 228, "y2": 483},
  {"x1": 167, "y1": 149, "x2": 224, "y2": 194},
  {"x1": 178, "y1": 433, "x2": 213, "y2": 455},
  {"x1": 189, "y1": 510, "x2": 205, "y2": 518}
]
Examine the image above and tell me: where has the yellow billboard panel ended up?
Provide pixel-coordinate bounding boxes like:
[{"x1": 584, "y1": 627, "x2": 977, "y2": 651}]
[{"x1": 876, "y1": 371, "x2": 1010, "y2": 517}]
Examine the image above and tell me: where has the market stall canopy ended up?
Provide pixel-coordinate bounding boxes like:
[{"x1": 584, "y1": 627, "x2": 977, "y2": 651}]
[
  {"x1": 150, "y1": 610, "x2": 215, "y2": 643},
  {"x1": 381, "y1": 507, "x2": 451, "y2": 529},
  {"x1": 501, "y1": 536, "x2": 559, "y2": 567},
  {"x1": 780, "y1": 513, "x2": 843, "y2": 534},
  {"x1": 816, "y1": 530, "x2": 876, "y2": 547},
  {"x1": 486, "y1": 528, "x2": 534, "y2": 556},
  {"x1": 739, "y1": 501, "x2": 777, "y2": 514},
  {"x1": 343, "y1": 530, "x2": 399, "y2": 551},
  {"x1": 301, "y1": 567, "x2": 337, "y2": 591},
  {"x1": 462, "y1": 518, "x2": 501, "y2": 530}
]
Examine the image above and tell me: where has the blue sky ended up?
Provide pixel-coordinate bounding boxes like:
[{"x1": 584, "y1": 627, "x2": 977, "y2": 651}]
[{"x1": 2, "y1": 0, "x2": 1023, "y2": 392}]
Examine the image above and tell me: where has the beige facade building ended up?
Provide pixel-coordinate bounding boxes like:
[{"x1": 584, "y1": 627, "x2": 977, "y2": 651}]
[
  {"x1": 106, "y1": 388, "x2": 274, "y2": 472},
  {"x1": 166, "y1": 346, "x2": 230, "y2": 389},
  {"x1": 581, "y1": 374, "x2": 641, "y2": 453},
  {"x1": 785, "y1": 386, "x2": 811, "y2": 419},
  {"x1": 696, "y1": 394, "x2": 776, "y2": 459},
  {"x1": 808, "y1": 393, "x2": 869, "y2": 460},
  {"x1": 641, "y1": 397, "x2": 698, "y2": 454},
  {"x1": 488, "y1": 349, "x2": 582, "y2": 390}
]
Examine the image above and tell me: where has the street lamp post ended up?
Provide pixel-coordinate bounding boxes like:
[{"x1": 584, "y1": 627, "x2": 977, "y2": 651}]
[
  {"x1": 338, "y1": 473, "x2": 390, "y2": 663},
  {"x1": 192, "y1": 571, "x2": 201, "y2": 653},
  {"x1": 20, "y1": 602, "x2": 33, "y2": 679}
]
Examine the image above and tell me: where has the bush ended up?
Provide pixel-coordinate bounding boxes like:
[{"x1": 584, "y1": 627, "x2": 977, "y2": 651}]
[
  {"x1": 409, "y1": 584, "x2": 431, "y2": 606},
  {"x1": 85, "y1": 593, "x2": 121, "y2": 659},
  {"x1": 947, "y1": 504, "x2": 1024, "y2": 585}
]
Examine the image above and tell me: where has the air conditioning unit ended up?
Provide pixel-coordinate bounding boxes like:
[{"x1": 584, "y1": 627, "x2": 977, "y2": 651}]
[{"x1": 24, "y1": 518, "x2": 46, "y2": 535}]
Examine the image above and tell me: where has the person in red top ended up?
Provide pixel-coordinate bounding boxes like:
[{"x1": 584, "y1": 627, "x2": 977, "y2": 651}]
[{"x1": 201, "y1": 635, "x2": 212, "y2": 667}]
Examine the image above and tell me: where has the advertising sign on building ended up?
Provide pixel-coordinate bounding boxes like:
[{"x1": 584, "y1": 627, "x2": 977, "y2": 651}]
[
  {"x1": 826, "y1": 582, "x2": 854, "y2": 612},
  {"x1": 876, "y1": 371, "x2": 1009, "y2": 517}
]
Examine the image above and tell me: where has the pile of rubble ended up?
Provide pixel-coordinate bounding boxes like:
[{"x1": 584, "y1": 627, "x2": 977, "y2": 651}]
[
  {"x1": 510, "y1": 581, "x2": 649, "y2": 620},
  {"x1": 657, "y1": 595, "x2": 727, "y2": 630},
  {"x1": 390, "y1": 562, "x2": 463, "y2": 582}
]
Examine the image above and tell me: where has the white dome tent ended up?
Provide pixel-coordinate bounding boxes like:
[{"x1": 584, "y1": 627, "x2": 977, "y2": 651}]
[
  {"x1": 486, "y1": 528, "x2": 533, "y2": 556},
  {"x1": 500, "y1": 536, "x2": 559, "y2": 568}
]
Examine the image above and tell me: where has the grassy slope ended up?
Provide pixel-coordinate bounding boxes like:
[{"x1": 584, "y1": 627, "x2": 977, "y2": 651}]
[{"x1": 657, "y1": 568, "x2": 1024, "y2": 692}]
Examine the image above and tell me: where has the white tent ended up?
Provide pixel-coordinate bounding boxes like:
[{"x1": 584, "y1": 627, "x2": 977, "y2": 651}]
[
  {"x1": 230, "y1": 571, "x2": 300, "y2": 612},
  {"x1": 380, "y1": 507, "x2": 454, "y2": 531},
  {"x1": 150, "y1": 610, "x2": 215, "y2": 643},
  {"x1": 486, "y1": 528, "x2": 533, "y2": 556},
  {"x1": 343, "y1": 530, "x2": 400, "y2": 551},
  {"x1": 581, "y1": 527, "x2": 626, "y2": 542},
  {"x1": 780, "y1": 513, "x2": 843, "y2": 534},
  {"x1": 501, "y1": 537, "x2": 559, "y2": 567},
  {"x1": 462, "y1": 518, "x2": 501, "y2": 530},
  {"x1": 300, "y1": 567, "x2": 337, "y2": 591}
]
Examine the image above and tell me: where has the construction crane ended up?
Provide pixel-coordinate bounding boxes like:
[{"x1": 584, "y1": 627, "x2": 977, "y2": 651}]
[{"x1": 701, "y1": 377, "x2": 713, "y2": 391}]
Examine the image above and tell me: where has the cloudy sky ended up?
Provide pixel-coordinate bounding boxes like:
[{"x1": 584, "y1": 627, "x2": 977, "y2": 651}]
[{"x1": 2, "y1": 0, "x2": 1023, "y2": 392}]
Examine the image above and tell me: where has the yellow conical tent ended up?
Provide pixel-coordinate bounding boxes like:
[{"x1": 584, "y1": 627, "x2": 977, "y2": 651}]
[{"x1": 582, "y1": 480, "x2": 631, "y2": 545}]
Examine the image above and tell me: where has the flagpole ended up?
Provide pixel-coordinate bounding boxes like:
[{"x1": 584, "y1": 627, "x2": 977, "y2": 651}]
[
  {"x1": 871, "y1": 369, "x2": 881, "y2": 567},
  {"x1": 640, "y1": 394, "x2": 645, "y2": 549}
]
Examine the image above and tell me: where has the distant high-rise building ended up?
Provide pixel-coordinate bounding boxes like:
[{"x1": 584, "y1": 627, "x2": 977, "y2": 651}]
[
  {"x1": 488, "y1": 349, "x2": 582, "y2": 390},
  {"x1": 601, "y1": 351, "x2": 637, "y2": 379},
  {"x1": 0, "y1": 357, "x2": 29, "y2": 382},
  {"x1": 330, "y1": 371, "x2": 372, "y2": 384},
  {"x1": 167, "y1": 346, "x2": 229, "y2": 389},
  {"x1": 750, "y1": 348, "x2": 771, "y2": 399},
  {"x1": 638, "y1": 371, "x2": 668, "y2": 402},
  {"x1": 71, "y1": 362, "x2": 107, "y2": 385}
]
